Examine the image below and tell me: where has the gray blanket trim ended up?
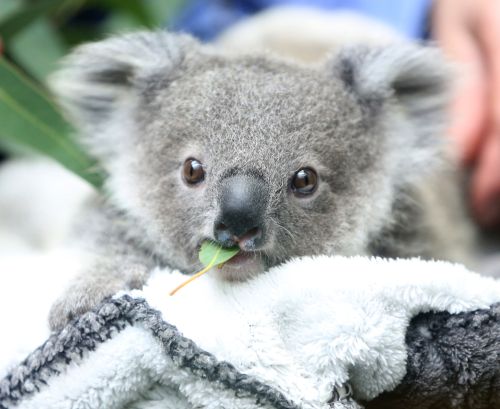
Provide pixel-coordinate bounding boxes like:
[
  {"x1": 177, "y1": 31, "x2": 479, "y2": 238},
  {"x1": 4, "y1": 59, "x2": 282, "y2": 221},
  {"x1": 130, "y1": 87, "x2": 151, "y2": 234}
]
[
  {"x1": 3, "y1": 296, "x2": 500, "y2": 409},
  {"x1": 0, "y1": 295, "x2": 352, "y2": 409},
  {"x1": 365, "y1": 302, "x2": 500, "y2": 409}
]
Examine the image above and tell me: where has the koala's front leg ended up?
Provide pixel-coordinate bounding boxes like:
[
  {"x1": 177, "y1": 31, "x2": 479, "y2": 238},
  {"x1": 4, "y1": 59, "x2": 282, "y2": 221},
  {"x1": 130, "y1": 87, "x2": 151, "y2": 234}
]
[{"x1": 49, "y1": 259, "x2": 149, "y2": 331}]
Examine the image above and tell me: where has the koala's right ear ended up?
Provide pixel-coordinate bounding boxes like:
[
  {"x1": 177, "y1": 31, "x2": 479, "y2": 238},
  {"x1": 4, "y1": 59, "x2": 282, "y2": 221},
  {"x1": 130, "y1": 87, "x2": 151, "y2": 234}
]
[{"x1": 50, "y1": 31, "x2": 198, "y2": 152}]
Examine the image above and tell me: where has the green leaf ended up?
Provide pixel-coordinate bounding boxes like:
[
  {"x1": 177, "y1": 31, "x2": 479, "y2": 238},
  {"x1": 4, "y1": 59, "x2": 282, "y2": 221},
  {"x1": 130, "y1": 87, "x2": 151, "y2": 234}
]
[
  {"x1": 101, "y1": 0, "x2": 154, "y2": 28},
  {"x1": 0, "y1": 0, "x2": 23, "y2": 25},
  {"x1": 169, "y1": 242, "x2": 240, "y2": 295},
  {"x1": 199, "y1": 241, "x2": 240, "y2": 268},
  {"x1": 0, "y1": 0, "x2": 64, "y2": 41},
  {"x1": 9, "y1": 18, "x2": 67, "y2": 81},
  {"x1": 102, "y1": 0, "x2": 186, "y2": 34},
  {"x1": 0, "y1": 57, "x2": 103, "y2": 188},
  {"x1": 143, "y1": 0, "x2": 185, "y2": 26},
  {"x1": 104, "y1": 11, "x2": 145, "y2": 33}
]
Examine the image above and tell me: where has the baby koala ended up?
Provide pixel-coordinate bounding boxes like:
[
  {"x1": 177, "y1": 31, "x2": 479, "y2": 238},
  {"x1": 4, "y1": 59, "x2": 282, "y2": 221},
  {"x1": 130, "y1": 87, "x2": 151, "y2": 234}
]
[{"x1": 49, "y1": 31, "x2": 474, "y2": 330}]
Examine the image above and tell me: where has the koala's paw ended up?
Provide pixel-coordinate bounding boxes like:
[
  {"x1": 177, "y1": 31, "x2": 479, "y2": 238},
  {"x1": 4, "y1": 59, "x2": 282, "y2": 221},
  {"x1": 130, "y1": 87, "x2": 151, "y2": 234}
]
[{"x1": 48, "y1": 284, "x2": 118, "y2": 332}]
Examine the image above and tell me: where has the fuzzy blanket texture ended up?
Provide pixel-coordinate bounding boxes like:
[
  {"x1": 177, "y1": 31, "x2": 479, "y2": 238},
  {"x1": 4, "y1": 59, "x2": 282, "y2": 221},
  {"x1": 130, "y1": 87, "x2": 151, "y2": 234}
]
[{"x1": 1, "y1": 256, "x2": 500, "y2": 409}]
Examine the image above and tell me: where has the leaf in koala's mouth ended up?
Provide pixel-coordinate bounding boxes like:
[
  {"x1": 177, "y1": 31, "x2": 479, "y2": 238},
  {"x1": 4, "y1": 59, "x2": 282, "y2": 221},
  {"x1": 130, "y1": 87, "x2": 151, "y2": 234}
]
[
  {"x1": 169, "y1": 241, "x2": 240, "y2": 296},
  {"x1": 198, "y1": 241, "x2": 241, "y2": 267}
]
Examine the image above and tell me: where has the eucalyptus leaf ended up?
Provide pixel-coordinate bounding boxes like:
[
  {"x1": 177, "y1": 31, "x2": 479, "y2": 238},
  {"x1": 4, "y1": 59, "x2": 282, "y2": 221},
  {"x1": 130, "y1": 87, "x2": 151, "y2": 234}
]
[
  {"x1": 101, "y1": 0, "x2": 154, "y2": 28},
  {"x1": 144, "y1": 0, "x2": 185, "y2": 26},
  {"x1": 0, "y1": 0, "x2": 64, "y2": 41},
  {"x1": 169, "y1": 241, "x2": 241, "y2": 295},
  {"x1": 10, "y1": 18, "x2": 67, "y2": 81},
  {"x1": 0, "y1": 57, "x2": 103, "y2": 188},
  {"x1": 199, "y1": 241, "x2": 240, "y2": 268},
  {"x1": 0, "y1": 0, "x2": 23, "y2": 25}
]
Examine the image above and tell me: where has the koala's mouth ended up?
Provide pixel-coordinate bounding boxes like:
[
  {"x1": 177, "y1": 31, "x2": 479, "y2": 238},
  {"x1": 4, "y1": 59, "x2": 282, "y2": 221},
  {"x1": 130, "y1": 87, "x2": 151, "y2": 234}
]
[
  {"x1": 194, "y1": 238, "x2": 283, "y2": 282},
  {"x1": 216, "y1": 251, "x2": 266, "y2": 281},
  {"x1": 223, "y1": 250, "x2": 257, "y2": 266}
]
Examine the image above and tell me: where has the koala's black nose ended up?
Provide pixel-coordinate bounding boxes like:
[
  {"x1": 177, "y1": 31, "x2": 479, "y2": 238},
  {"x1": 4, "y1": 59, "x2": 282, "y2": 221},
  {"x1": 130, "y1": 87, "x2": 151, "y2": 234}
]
[{"x1": 215, "y1": 174, "x2": 268, "y2": 250}]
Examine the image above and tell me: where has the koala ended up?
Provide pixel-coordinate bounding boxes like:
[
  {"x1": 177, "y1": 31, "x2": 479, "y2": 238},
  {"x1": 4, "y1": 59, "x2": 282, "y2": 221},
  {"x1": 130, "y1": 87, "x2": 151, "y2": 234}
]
[{"x1": 48, "y1": 31, "x2": 475, "y2": 331}]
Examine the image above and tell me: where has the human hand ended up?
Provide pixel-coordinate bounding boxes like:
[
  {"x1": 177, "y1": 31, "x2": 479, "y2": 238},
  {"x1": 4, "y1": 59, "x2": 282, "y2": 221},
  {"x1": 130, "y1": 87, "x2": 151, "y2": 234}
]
[{"x1": 432, "y1": 0, "x2": 500, "y2": 228}]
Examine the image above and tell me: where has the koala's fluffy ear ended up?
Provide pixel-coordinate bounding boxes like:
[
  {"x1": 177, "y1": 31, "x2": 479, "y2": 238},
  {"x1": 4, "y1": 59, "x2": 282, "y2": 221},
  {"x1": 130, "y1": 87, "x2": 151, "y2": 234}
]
[
  {"x1": 328, "y1": 44, "x2": 450, "y2": 177},
  {"x1": 50, "y1": 31, "x2": 198, "y2": 155}
]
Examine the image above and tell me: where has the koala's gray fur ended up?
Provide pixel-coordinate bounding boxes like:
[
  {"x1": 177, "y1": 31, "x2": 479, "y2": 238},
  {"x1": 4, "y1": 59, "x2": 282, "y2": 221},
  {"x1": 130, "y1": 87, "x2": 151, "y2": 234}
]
[{"x1": 48, "y1": 31, "x2": 475, "y2": 330}]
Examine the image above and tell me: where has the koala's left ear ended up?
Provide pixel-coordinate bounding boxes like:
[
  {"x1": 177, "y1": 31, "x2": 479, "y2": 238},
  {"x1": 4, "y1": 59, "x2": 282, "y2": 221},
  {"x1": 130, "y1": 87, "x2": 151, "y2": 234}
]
[
  {"x1": 328, "y1": 43, "x2": 450, "y2": 168},
  {"x1": 330, "y1": 43, "x2": 449, "y2": 117}
]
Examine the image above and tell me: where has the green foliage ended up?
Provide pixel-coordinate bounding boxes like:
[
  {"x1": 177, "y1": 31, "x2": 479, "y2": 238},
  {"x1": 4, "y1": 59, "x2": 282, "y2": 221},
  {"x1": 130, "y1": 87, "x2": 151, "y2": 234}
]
[
  {"x1": 0, "y1": 0, "x2": 185, "y2": 187},
  {"x1": 169, "y1": 241, "x2": 240, "y2": 295},
  {"x1": 199, "y1": 241, "x2": 240, "y2": 268},
  {"x1": 10, "y1": 18, "x2": 67, "y2": 81},
  {"x1": 0, "y1": 0, "x2": 68, "y2": 41},
  {"x1": 0, "y1": 58, "x2": 102, "y2": 187}
]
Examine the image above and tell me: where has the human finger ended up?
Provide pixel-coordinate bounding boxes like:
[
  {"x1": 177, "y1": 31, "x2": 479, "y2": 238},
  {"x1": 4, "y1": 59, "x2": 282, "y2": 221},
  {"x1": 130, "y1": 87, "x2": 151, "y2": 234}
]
[
  {"x1": 432, "y1": 1, "x2": 488, "y2": 164},
  {"x1": 471, "y1": 131, "x2": 500, "y2": 227},
  {"x1": 477, "y1": 0, "x2": 500, "y2": 131}
]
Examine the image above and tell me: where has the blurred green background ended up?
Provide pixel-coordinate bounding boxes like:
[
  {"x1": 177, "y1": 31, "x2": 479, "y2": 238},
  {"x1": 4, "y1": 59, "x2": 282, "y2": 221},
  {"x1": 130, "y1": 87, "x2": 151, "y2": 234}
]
[{"x1": 0, "y1": 0, "x2": 185, "y2": 188}]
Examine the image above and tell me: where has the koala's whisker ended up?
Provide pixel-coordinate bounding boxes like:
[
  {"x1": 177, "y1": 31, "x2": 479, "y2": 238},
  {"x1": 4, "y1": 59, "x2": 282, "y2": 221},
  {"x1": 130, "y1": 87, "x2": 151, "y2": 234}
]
[{"x1": 269, "y1": 216, "x2": 296, "y2": 246}]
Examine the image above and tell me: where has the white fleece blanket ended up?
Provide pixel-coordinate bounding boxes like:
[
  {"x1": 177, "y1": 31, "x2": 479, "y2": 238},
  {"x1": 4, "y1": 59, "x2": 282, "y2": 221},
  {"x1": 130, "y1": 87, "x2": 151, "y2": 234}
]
[
  {"x1": 2, "y1": 255, "x2": 500, "y2": 409},
  {"x1": 134, "y1": 256, "x2": 500, "y2": 402}
]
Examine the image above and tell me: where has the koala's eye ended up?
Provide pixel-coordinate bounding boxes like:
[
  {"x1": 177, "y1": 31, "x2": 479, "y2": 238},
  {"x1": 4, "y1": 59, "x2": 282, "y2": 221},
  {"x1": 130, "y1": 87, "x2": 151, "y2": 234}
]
[
  {"x1": 291, "y1": 168, "x2": 318, "y2": 197},
  {"x1": 183, "y1": 158, "x2": 205, "y2": 185}
]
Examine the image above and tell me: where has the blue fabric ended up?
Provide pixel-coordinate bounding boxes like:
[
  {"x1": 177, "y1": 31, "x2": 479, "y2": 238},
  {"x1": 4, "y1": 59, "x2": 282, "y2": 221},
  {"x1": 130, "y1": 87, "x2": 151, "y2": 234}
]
[{"x1": 171, "y1": 0, "x2": 433, "y2": 41}]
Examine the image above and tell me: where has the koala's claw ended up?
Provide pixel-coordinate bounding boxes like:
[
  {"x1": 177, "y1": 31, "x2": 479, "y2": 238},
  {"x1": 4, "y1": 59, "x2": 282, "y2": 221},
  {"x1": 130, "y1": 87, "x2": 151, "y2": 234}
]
[
  {"x1": 49, "y1": 299, "x2": 83, "y2": 332},
  {"x1": 48, "y1": 285, "x2": 118, "y2": 332}
]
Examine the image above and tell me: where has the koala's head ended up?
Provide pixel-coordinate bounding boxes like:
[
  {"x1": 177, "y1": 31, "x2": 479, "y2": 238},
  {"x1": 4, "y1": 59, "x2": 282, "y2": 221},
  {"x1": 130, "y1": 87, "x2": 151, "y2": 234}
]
[{"x1": 52, "y1": 31, "x2": 448, "y2": 279}]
